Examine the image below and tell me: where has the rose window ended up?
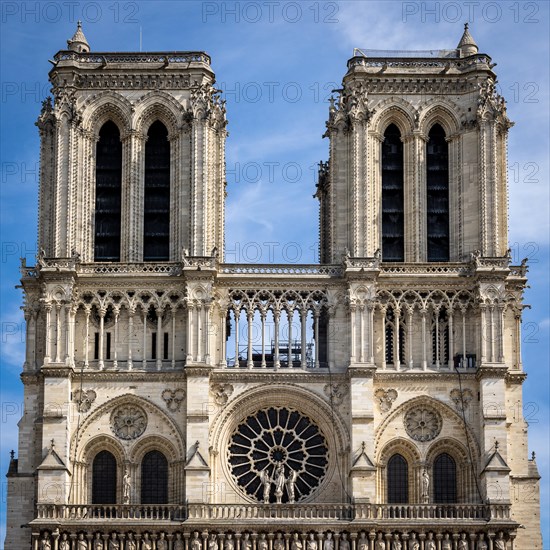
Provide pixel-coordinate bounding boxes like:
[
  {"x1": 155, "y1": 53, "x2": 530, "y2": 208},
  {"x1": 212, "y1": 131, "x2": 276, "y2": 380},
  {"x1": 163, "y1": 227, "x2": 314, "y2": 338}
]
[
  {"x1": 228, "y1": 407, "x2": 329, "y2": 503},
  {"x1": 111, "y1": 404, "x2": 148, "y2": 440},
  {"x1": 404, "y1": 407, "x2": 442, "y2": 442}
]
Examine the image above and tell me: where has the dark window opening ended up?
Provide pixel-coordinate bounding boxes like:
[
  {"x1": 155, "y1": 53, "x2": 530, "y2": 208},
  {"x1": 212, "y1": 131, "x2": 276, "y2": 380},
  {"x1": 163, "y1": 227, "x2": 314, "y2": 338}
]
[
  {"x1": 106, "y1": 332, "x2": 111, "y2": 360},
  {"x1": 94, "y1": 121, "x2": 122, "y2": 261},
  {"x1": 141, "y1": 450, "x2": 168, "y2": 504},
  {"x1": 387, "y1": 453, "x2": 408, "y2": 503},
  {"x1": 426, "y1": 124, "x2": 449, "y2": 261},
  {"x1": 152, "y1": 332, "x2": 157, "y2": 360},
  {"x1": 381, "y1": 124, "x2": 404, "y2": 262},
  {"x1": 92, "y1": 450, "x2": 117, "y2": 504},
  {"x1": 163, "y1": 332, "x2": 169, "y2": 360},
  {"x1": 94, "y1": 333, "x2": 99, "y2": 360},
  {"x1": 144, "y1": 121, "x2": 170, "y2": 261},
  {"x1": 434, "y1": 453, "x2": 457, "y2": 503}
]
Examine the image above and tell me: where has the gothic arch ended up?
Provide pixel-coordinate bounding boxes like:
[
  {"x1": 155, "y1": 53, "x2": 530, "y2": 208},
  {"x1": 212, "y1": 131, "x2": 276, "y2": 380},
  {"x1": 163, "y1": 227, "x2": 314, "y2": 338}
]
[
  {"x1": 371, "y1": 98, "x2": 416, "y2": 137},
  {"x1": 129, "y1": 434, "x2": 179, "y2": 464},
  {"x1": 134, "y1": 91, "x2": 183, "y2": 136},
  {"x1": 377, "y1": 437, "x2": 421, "y2": 466},
  {"x1": 81, "y1": 92, "x2": 133, "y2": 137},
  {"x1": 418, "y1": 100, "x2": 462, "y2": 137}
]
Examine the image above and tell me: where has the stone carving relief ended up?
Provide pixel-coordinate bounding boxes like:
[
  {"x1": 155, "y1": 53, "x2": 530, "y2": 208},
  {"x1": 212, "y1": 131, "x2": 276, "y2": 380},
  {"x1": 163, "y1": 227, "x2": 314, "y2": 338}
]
[
  {"x1": 323, "y1": 383, "x2": 349, "y2": 407},
  {"x1": 404, "y1": 407, "x2": 442, "y2": 442},
  {"x1": 450, "y1": 388, "x2": 474, "y2": 412},
  {"x1": 374, "y1": 388, "x2": 398, "y2": 412},
  {"x1": 73, "y1": 389, "x2": 97, "y2": 412},
  {"x1": 110, "y1": 404, "x2": 148, "y2": 440},
  {"x1": 162, "y1": 388, "x2": 186, "y2": 412},
  {"x1": 211, "y1": 383, "x2": 234, "y2": 407}
]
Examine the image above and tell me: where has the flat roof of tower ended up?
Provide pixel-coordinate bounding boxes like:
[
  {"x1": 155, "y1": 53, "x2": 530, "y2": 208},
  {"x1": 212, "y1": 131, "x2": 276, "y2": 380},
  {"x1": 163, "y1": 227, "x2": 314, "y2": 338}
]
[{"x1": 353, "y1": 48, "x2": 460, "y2": 59}]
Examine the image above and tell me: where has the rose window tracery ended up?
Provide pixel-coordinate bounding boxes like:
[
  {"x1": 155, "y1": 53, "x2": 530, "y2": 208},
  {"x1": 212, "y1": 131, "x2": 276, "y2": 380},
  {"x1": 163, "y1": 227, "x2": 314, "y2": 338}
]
[
  {"x1": 228, "y1": 407, "x2": 329, "y2": 503},
  {"x1": 111, "y1": 404, "x2": 148, "y2": 440},
  {"x1": 404, "y1": 407, "x2": 442, "y2": 442}
]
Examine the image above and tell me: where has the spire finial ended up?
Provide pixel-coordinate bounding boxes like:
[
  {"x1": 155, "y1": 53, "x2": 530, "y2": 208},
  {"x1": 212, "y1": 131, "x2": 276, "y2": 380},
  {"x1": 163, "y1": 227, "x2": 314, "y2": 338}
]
[
  {"x1": 531, "y1": 451, "x2": 536, "y2": 461},
  {"x1": 10, "y1": 450, "x2": 15, "y2": 460},
  {"x1": 494, "y1": 440, "x2": 499, "y2": 451},
  {"x1": 67, "y1": 21, "x2": 90, "y2": 53},
  {"x1": 457, "y1": 22, "x2": 478, "y2": 57}
]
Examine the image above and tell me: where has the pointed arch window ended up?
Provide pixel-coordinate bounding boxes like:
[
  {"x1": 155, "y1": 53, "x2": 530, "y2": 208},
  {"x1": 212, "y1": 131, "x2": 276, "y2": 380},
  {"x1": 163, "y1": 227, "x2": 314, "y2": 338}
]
[
  {"x1": 387, "y1": 453, "x2": 408, "y2": 503},
  {"x1": 92, "y1": 450, "x2": 117, "y2": 504},
  {"x1": 381, "y1": 124, "x2": 404, "y2": 262},
  {"x1": 141, "y1": 450, "x2": 168, "y2": 504},
  {"x1": 94, "y1": 121, "x2": 122, "y2": 261},
  {"x1": 433, "y1": 452, "x2": 457, "y2": 503},
  {"x1": 144, "y1": 121, "x2": 170, "y2": 261},
  {"x1": 385, "y1": 307, "x2": 405, "y2": 366},
  {"x1": 426, "y1": 124, "x2": 449, "y2": 261}
]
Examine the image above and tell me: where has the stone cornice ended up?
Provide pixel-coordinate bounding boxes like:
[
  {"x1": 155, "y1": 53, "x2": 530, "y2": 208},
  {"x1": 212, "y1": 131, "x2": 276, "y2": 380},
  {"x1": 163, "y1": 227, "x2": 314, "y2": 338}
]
[
  {"x1": 475, "y1": 365, "x2": 508, "y2": 380},
  {"x1": 210, "y1": 370, "x2": 347, "y2": 384},
  {"x1": 374, "y1": 370, "x2": 477, "y2": 383},
  {"x1": 505, "y1": 371, "x2": 527, "y2": 384}
]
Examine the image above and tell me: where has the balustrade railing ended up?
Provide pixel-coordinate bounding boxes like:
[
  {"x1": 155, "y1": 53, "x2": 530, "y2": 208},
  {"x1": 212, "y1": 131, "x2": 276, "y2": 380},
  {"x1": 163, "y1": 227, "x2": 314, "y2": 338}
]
[{"x1": 34, "y1": 503, "x2": 510, "y2": 523}]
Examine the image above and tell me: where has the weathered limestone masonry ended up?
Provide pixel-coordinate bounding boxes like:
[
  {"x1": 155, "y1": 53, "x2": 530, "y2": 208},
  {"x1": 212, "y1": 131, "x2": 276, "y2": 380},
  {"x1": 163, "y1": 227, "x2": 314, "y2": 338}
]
[{"x1": 5, "y1": 23, "x2": 541, "y2": 550}]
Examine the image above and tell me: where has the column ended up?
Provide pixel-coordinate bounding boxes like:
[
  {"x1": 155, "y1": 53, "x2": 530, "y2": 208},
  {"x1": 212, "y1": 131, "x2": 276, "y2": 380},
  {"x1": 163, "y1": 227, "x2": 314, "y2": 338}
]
[
  {"x1": 489, "y1": 305, "x2": 495, "y2": 362},
  {"x1": 462, "y1": 308, "x2": 467, "y2": 368},
  {"x1": 497, "y1": 304, "x2": 505, "y2": 362},
  {"x1": 421, "y1": 309, "x2": 427, "y2": 370},
  {"x1": 197, "y1": 304, "x2": 203, "y2": 363},
  {"x1": 234, "y1": 309, "x2": 240, "y2": 367},
  {"x1": 261, "y1": 311, "x2": 266, "y2": 368},
  {"x1": 448, "y1": 308, "x2": 454, "y2": 369},
  {"x1": 247, "y1": 309, "x2": 254, "y2": 368},
  {"x1": 274, "y1": 310, "x2": 280, "y2": 369},
  {"x1": 98, "y1": 308, "x2": 105, "y2": 370},
  {"x1": 204, "y1": 303, "x2": 211, "y2": 365},
  {"x1": 381, "y1": 308, "x2": 386, "y2": 369},
  {"x1": 480, "y1": 304, "x2": 487, "y2": 363},
  {"x1": 350, "y1": 304, "x2": 357, "y2": 363},
  {"x1": 287, "y1": 309, "x2": 293, "y2": 367},
  {"x1": 84, "y1": 308, "x2": 90, "y2": 368},
  {"x1": 408, "y1": 308, "x2": 414, "y2": 368},
  {"x1": 368, "y1": 304, "x2": 374, "y2": 363},
  {"x1": 127, "y1": 309, "x2": 134, "y2": 370},
  {"x1": 44, "y1": 303, "x2": 52, "y2": 363},
  {"x1": 142, "y1": 308, "x2": 148, "y2": 369},
  {"x1": 301, "y1": 310, "x2": 307, "y2": 368},
  {"x1": 186, "y1": 304, "x2": 194, "y2": 362},
  {"x1": 55, "y1": 303, "x2": 62, "y2": 363},
  {"x1": 359, "y1": 305, "x2": 365, "y2": 363},
  {"x1": 171, "y1": 308, "x2": 177, "y2": 368},
  {"x1": 65, "y1": 304, "x2": 74, "y2": 365},
  {"x1": 395, "y1": 309, "x2": 401, "y2": 370},
  {"x1": 113, "y1": 308, "x2": 119, "y2": 369},
  {"x1": 435, "y1": 308, "x2": 440, "y2": 369},
  {"x1": 220, "y1": 308, "x2": 227, "y2": 368},
  {"x1": 314, "y1": 310, "x2": 320, "y2": 369},
  {"x1": 156, "y1": 308, "x2": 163, "y2": 370},
  {"x1": 515, "y1": 311, "x2": 522, "y2": 369}
]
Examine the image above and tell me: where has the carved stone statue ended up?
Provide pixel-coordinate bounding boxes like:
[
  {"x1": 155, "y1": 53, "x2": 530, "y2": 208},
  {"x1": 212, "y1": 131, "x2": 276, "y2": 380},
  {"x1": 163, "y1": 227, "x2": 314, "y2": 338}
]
[
  {"x1": 108, "y1": 532, "x2": 120, "y2": 550},
  {"x1": 291, "y1": 533, "x2": 303, "y2": 550},
  {"x1": 126, "y1": 533, "x2": 137, "y2": 550},
  {"x1": 306, "y1": 533, "x2": 317, "y2": 550},
  {"x1": 191, "y1": 532, "x2": 202, "y2": 550},
  {"x1": 59, "y1": 533, "x2": 71, "y2": 550},
  {"x1": 374, "y1": 532, "x2": 386, "y2": 550},
  {"x1": 477, "y1": 534, "x2": 488, "y2": 550},
  {"x1": 274, "y1": 533, "x2": 285, "y2": 550},
  {"x1": 339, "y1": 533, "x2": 350, "y2": 550},
  {"x1": 157, "y1": 532, "x2": 167, "y2": 550},
  {"x1": 208, "y1": 533, "x2": 219, "y2": 550},
  {"x1": 123, "y1": 469, "x2": 131, "y2": 504},
  {"x1": 421, "y1": 469, "x2": 430, "y2": 502},
  {"x1": 174, "y1": 533, "x2": 185, "y2": 550},
  {"x1": 275, "y1": 465, "x2": 286, "y2": 504},
  {"x1": 409, "y1": 533, "x2": 419, "y2": 550},
  {"x1": 260, "y1": 467, "x2": 272, "y2": 503},
  {"x1": 77, "y1": 533, "x2": 88, "y2": 550},
  {"x1": 357, "y1": 532, "x2": 368, "y2": 550},
  {"x1": 286, "y1": 468, "x2": 298, "y2": 503},
  {"x1": 142, "y1": 533, "x2": 153, "y2": 550},
  {"x1": 425, "y1": 533, "x2": 436, "y2": 550},
  {"x1": 93, "y1": 532, "x2": 104, "y2": 550},
  {"x1": 225, "y1": 533, "x2": 235, "y2": 550},
  {"x1": 391, "y1": 534, "x2": 401, "y2": 550},
  {"x1": 258, "y1": 533, "x2": 268, "y2": 550},
  {"x1": 242, "y1": 533, "x2": 252, "y2": 550},
  {"x1": 494, "y1": 532, "x2": 506, "y2": 550},
  {"x1": 457, "y1": 533, "x2": 468, "y2": 550},
  {"x1": 40, "y1": 533, "x2": 52, "y2": 550},
  {"x1": 442, "y1": 534, "x2": 452, "y2": 550},
  {"x1": 323, "y1": 532, "x2": 334, "y2": 550}
]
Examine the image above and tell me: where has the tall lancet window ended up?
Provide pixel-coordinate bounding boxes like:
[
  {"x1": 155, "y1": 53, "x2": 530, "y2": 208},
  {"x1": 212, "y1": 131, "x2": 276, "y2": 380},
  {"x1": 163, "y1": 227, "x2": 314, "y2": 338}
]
[
  {"x1": 381, "y1": 124, "x2": 404, "y2": 262},
  {"x1": 94, "y1": 121, "x2": 122, "y2": 261},
  {"x1": 426, "y1": 124, "x2": 449, "y2": 261},
  {"x1": 144, "y1": 121, "x2": 170, "y2": 261}
]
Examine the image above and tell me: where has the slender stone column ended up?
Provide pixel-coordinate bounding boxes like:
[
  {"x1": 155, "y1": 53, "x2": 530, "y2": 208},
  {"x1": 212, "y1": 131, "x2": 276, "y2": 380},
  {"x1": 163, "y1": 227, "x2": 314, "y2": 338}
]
[
  {"x1": 497, "y1": 304, "x2": 505, "y2": 362},
  {"x1": 350, "y1": 304, "x2": 357, "y2": 363},
  {"x1": 186, "y1": 304, "x2": 194, "y2": 362},
  {"x1": 408, "y1": 308, "x2": 414, "y2": 368},
  {"x1": 142, "y1": 308, "x2": 148, "y2": 369},
  {"x1": 234, "y1": 309, "x2": 240, "y2": 367},
  {"x1": 156, "y1": 308, "x2": 163, "y2": 370},
  {"x1": 480, "y1": 304, "x2": 487, "y2": 363},
  {"x1": 273, "y1": 310, "x2": 280, "y2": 369},
  {"x1": 301, "y1": 310, "x2": 307, "y2": 368},
  {"x1": 127, "y1": 309, "x2": 134, "y2": 370},
  {"x1": 381, "y1": 308, "x2": 387, "y2": 370},
  {"x1": 98, "y1": 308, "x2": 105, "y2": 370},
  {"x1": 359, "y1": 305, "x2": 365, "y2": 363},
  {"x1": 287, "y1": 308, "x2": 293, "y2": 367},
  {"x1": 44, "y1": 303, "x2": 52, "y2": 363},
  {"x1": 448, "y1": 309, "x2": 454, "y2": 369},
  {"x1": 261, "y1": 311, "x2": 266, "y2": 368},
  {"x1": 489, "y1": 305, "x2": 495, "y2": 362},
  {"x1": 55, "y1": 303, "x2": 62, "y2": 363},
  {"x1": 514, "y1": 311, "x2": 522, "y2": 369},
  {"x1": 435, "y1": 307, "x2": 440, "y2": 369},
  {"x1": 461, "y1": 309, "x2": 467, "y2": 368},
  {"x1": 395, "y1": 308, "x2": 401, "y2": 370},
  {"x1": 368, "y1": 304, "x2": 374, "y2": 363},
  {"x1": 172, "y1": 307, "x2": 177, "y2": 368},
  {"x1": 421, "y1": 309, "x2": 427, "y2": 370},
  {"x1": 247, "y1": 309, "x2": 254, "y2": 368},
  {"x1": 220, "y1": 308, "x2": 228, "y2": 368},
  {"x1": 113, "y1": 308, "x2": 119, "y2": 369},
  {"x1": 314, "y1": 310, "x2": 320, "y2": 368}
]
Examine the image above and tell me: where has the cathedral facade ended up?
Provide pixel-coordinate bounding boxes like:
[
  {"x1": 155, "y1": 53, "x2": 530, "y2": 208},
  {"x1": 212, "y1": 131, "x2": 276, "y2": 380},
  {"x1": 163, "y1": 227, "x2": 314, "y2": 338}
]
[{"x1": 4, "y1": 23, "x2": 542, "y2": 550}]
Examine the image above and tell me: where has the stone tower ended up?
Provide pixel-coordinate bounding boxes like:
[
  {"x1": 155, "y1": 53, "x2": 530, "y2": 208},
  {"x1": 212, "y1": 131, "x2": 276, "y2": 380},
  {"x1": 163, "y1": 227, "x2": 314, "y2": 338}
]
[{"x1": 5, "y1": 24, "x2": 541, "y2": 550}]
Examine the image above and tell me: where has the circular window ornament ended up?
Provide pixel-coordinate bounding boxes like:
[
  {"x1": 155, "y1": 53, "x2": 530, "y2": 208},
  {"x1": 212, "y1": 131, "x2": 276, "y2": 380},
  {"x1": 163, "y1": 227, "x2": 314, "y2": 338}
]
[
  {"x1": 111, "y1": 404, "x2": 148, "y2": 440},
  {"x1": 404, "y1": 407, "x2": 442, "y2": 442},
  {"x1": 228, "y1": 407, "x2": 329, "y2": 503}
]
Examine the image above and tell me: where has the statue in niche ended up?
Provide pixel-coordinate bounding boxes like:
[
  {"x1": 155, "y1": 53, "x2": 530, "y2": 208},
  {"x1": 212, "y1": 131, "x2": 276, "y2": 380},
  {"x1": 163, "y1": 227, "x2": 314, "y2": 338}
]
[
  {"x1": 208, "y1": 533, "x2": 219, "y2": 550},
  {"x1": 59, "y1": 533, "x2": 71, "y2": 550},
  {"x1": 126, "y1": 533, "x2": 137, "y2": 550},
  {"x1": 242, "y1": 533, "x2": 252, "y2": 550},
  {"x1": 339, "y1": 533, "x2": 350, "y2": 550},
  {"x1": 421, "y1": 468, "x2": 430, "y2": 502},
  {"x1": 494, "y1": 532, "x2": 507, "y2": 550},
  {"x1": 123, "y1": 469, "x2": 131, "y2": 504},
  {"x1": 425, "y1": 533, "x2": 436, "y2": 550},
  {"x1": 323, "y1": 533, "x2": 334, "y2": 550},
  {"x1": 457, "y1": 533, "x2": 468, "y2": 550},
  {"x1": 40, "y1": 533, "x2": 52, "y2": 550},
  {"x1": 260, "y1": 467, "x2": 272, "y2": 503},
  {"x1": 76, "y1": 533, "x2": 88, "y2": 550},
  {"x1": 442, "y1": 534, "x2": 452, "y2": 550},
  {"x1": 286, "y1": 468, "x2": 298, "y2": 503},
  {"x1": 108, "y1": 533, "x2": 120, "y2": 550},
  {"x1": 357, "y1": 532, "x2": 368, "y2": 550},
  {"x1": 306, "y1": 533, "x2": 317, "y2": 550},
  {"x1": 391, "y1": 534, "x2": 401, "y2": 550},
  {"x1": 174, "y1": 533, "x2": 185, "y2": 550},
  {"x1": 141, "y1": 533, "x2": 153, "y2": 550},
  {"x1": 291, "y1": 533, "x2": 303, "y2": 550},
  {"x1": 274, "y1": 464, "x2": 286, "y2": 504},
  {"x1": 477, "y1": 534, "x2": 488, "y2": 550},
  {"x1": 409, "y1": 533, "x2": 419, "y2": 550},
  {"x1": 274, "y1": 533, "x2": 285, "y2": 550},
  {"x1": 191, "y1": 532, "x2": 202, "y2": 550},
  {"x1": 258, "y1": 533, "x2": 269, "y2": 550},
  {"x1": 157, "y1": 532, "x2": 167, "y2": 550},
  {"x1": 374, "y1": 532, "x2": 386, "y2": 550},
  {"x1": 93, "y1": 532, "x2": 104, "y2": 550},
  {"x1": 224, "y1": 533, "x2": 235, "y2": 550}
]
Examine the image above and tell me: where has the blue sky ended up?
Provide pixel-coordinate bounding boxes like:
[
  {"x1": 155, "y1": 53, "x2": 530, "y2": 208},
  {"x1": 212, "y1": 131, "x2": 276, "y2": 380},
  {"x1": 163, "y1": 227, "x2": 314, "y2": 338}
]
[{"x1": 1, "y1": 0, "x2": 549, "y2": 545}]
